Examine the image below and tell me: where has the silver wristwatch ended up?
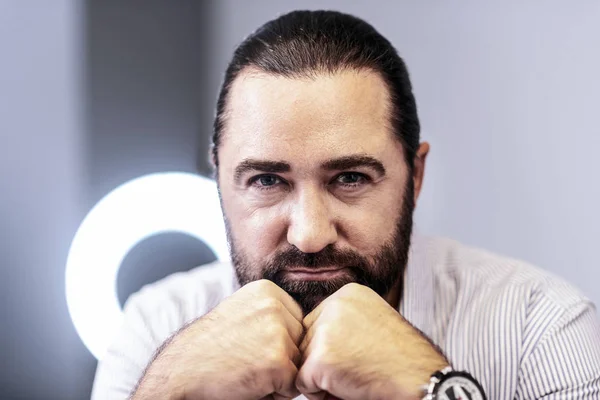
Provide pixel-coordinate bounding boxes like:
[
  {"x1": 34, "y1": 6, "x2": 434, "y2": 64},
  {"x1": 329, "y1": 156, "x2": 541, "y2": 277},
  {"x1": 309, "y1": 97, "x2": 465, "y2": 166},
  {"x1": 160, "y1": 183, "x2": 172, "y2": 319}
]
[{"x1": 422, "y1": 366, "x2": 486, "y2": 400}]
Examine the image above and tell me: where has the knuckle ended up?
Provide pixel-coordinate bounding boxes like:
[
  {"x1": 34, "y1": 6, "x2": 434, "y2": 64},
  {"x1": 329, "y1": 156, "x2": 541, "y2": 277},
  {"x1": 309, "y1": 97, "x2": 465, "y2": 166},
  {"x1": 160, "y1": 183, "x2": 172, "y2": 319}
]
[
  {"x1": 313, "y1": 321, "x2": 329, "y2": 337},
  {"x1": 263, "y1": 320, "x2": 288, "y2": 341},
  {"x1": 250, "y1": 279, "x2": 278, "y2": 292},
  {"x1": 263, "y1": 348, "x2": 290, "y2": 371},
  {"x1": 258, "y1": 297, "x2": 283, "y2": 314},
  {"x1": 314, "y1": 343, "x2": 331, "y2": 362},
  {"x1": 341, "y1": 281, "x2": 362, "y2": 293},
  {"x1": 311, "y1": 350, "x2": 333, "y2": 377},
  {"x1": 241, "y1": 279, "x2": 272, "y2": 296},
  {"x1": 238, "y1": 368, "x2": 265, "y2": 394},
  {"x1": 302, "y1": 352, "x2": 333, "y2": 387},
  {"x1": 328, "y1": 298, "x2": 348, "y2": 314},
  {"x1": 312, "y1": 330, "x2": 335, "y2": 361}
]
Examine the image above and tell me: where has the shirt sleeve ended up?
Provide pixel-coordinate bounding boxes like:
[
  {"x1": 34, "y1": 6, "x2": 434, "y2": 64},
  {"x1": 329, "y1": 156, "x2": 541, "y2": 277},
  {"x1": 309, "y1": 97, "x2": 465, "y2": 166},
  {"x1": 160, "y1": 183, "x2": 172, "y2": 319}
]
[
  {"x1": 89, "y1": 291, "x2": 172, "y2": 400},
  {"x1": 515, "y1": 301, "x2": 600, "y2": 399},
  {"x1": 90, "y1": 264, "x2": 233, "y2": 399}
]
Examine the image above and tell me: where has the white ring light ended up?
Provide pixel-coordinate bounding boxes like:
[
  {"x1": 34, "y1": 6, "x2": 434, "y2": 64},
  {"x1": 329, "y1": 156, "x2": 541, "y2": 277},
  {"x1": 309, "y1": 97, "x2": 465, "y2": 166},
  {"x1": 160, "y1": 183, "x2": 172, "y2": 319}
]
[{"x1": 65, "y1": 172, "x2": 228, "y2": 360}]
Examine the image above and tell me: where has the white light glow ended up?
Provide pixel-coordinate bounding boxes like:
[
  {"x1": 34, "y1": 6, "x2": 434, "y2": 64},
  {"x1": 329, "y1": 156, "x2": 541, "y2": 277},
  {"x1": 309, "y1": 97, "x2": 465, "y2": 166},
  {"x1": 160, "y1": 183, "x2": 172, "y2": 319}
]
[{"x1": 65, "y1": 172, "x2": 228, "y2": 360}]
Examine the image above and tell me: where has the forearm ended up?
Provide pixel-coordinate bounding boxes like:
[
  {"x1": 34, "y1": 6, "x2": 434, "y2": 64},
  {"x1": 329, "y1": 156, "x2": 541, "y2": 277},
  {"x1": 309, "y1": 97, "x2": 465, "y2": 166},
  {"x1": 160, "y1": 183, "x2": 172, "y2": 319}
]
[
  {"x1": 130, "y1": 350, "x2": 186, "y2": 400},
  {"x1": 129, "y1": 321, "x2": 196, "y2": 400}
]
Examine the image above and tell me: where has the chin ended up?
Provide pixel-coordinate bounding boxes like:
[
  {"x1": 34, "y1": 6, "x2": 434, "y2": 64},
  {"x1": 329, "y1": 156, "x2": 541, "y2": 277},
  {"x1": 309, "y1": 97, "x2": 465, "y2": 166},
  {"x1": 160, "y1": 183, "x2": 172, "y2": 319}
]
[{"x1": 294, "y1": 294, "x2": 327, "y2": 315}]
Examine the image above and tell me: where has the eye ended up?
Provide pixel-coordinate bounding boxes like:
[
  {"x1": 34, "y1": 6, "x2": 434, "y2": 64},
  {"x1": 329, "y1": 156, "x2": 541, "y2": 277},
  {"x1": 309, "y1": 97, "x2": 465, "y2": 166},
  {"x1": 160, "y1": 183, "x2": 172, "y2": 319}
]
[
  {"x1": 249, "y1": 174, "x2": 283, "y2": 190},
  {"x1": 334, "y1": 172, "x2": 370, "y2": 187}
]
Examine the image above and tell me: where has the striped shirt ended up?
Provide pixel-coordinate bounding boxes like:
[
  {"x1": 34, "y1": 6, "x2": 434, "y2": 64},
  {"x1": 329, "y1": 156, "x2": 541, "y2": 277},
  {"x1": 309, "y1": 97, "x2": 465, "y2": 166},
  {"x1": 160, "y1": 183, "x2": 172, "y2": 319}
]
[{"x1": 91, "y1": 236, "x2": 600, "y2": 399}]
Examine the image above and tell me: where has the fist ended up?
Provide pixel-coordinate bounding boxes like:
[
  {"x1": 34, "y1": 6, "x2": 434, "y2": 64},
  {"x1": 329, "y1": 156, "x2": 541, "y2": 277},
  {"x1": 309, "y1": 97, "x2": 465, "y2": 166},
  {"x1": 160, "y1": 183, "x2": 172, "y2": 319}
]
[
  {"x1": 296, "y1": 283, "x2": 449, "y2": 400},
  {"x1": 135, "y1": 279, "x2": 304, "y2": 400}
]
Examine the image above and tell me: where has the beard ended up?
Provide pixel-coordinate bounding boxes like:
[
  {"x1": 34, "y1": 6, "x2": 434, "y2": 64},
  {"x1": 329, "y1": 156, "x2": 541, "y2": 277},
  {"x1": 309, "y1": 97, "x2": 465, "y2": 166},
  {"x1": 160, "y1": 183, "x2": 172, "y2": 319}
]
[{"x1": 225, "y1": 182, "x2": 415, "y2": 315}]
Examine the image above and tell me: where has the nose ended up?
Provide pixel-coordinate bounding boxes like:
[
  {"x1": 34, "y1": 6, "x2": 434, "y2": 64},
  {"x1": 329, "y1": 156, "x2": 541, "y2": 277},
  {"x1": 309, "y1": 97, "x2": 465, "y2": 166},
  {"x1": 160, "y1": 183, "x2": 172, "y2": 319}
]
[{"x1": 287, "y1": 188, "x2": 338, "y2": 254}]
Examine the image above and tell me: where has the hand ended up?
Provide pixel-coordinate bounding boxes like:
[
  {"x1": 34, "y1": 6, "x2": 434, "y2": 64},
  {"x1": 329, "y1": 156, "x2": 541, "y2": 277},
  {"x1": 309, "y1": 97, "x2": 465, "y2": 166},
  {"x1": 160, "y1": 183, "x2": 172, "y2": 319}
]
[
  {"x1": 296, "y1": 283, "x2": 449, "y2": 400},
  {"x1": 132, "y1": 279, "x2": 304, "y2": 400}
]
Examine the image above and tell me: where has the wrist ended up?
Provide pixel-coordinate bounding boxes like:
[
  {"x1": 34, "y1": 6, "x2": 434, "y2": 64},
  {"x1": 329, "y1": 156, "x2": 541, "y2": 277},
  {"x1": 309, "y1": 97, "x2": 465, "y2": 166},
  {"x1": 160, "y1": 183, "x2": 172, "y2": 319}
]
[
  {"x1": 386, "y1": 360, "x2": 452, "y2": 400},
  {"x1": 421, "y1": 366, "x2": 487, "y2": 400}
]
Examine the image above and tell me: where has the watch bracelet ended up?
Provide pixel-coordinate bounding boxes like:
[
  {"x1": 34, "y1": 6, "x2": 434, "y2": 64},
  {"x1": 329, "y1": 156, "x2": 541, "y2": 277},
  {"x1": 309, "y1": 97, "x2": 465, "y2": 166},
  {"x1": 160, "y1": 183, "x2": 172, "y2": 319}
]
[{"x1": 421, "y1": 365, "x2": 454, "y2": 400}]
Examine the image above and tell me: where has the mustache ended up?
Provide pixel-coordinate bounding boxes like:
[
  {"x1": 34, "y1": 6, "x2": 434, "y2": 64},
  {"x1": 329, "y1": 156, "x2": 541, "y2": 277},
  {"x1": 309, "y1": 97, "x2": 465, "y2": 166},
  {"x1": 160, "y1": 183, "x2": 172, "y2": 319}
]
[{"x1": 265, "y1": 245, "x2": 370, "y2": 271}]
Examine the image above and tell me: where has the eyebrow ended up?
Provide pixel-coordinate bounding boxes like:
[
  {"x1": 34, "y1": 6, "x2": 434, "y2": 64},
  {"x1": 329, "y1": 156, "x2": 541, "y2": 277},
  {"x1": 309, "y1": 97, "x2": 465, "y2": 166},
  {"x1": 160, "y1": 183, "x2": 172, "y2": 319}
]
[
  {"x1": 321, "y1": 155, "x2": 386, "y2": 176},
  {"x1": 234, "y1": 159, "x2": 291, "y2": 183},
  {"x1": 233, "y1": 154, "x2": 386, "y2": 183}
]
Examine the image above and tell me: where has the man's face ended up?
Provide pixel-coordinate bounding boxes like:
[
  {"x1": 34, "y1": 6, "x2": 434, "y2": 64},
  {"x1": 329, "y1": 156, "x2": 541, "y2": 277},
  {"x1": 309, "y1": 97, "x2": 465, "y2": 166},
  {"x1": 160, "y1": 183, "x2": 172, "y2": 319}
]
[{"x1": 217, "y1": 69, "x2": 420, "y2": 314}]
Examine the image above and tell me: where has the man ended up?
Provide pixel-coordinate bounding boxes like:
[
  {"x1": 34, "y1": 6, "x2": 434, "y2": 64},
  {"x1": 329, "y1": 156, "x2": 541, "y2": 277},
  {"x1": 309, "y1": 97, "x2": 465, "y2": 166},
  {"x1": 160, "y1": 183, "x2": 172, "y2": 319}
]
[{"x1": 92, "y1": 10, "x2": 600, "y2": 400}]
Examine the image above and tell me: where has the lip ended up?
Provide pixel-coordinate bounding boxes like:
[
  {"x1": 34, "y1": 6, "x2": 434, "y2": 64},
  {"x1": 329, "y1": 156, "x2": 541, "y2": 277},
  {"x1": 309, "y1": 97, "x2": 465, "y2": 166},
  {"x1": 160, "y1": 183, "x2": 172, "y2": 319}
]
[
  {"x1": 282, "y1": 267, "x2": 348, "y2": 281},
  {"x1": 284, "y1": 267, "x2": 344, "y2": 273}
]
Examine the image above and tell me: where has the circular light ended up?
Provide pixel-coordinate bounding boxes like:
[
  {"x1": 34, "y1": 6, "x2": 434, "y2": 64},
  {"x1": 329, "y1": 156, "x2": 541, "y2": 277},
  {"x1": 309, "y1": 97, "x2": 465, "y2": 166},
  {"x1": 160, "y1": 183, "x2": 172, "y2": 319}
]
[{"x1": 65, "y1": 172, "x2": 228, "y2": 360}]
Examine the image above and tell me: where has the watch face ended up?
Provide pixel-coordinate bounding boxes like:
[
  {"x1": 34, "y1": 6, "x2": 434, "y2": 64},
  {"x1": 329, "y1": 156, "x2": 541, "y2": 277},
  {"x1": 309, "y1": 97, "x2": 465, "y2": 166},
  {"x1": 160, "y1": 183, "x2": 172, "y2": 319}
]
[{"x1": 436, "y1": 374, "x2": 486, "y2": 400}]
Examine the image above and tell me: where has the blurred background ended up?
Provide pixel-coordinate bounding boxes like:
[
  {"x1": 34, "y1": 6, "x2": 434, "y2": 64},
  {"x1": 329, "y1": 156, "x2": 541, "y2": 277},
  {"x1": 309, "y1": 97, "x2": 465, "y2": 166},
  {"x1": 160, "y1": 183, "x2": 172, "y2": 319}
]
[{"x1": 1, "y1": 1, "x2": 599, "y2": 398}]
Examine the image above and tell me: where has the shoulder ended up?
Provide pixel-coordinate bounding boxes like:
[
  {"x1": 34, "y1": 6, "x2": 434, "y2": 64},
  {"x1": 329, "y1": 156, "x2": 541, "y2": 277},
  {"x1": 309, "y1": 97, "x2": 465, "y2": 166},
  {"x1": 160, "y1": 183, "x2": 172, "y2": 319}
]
[
  {"x1": 91, "y1": 262, "x2": 238, "y2": 399},
  {"x1": 425, "y1": 236, "x2": 593, "y2": 313},
  {"x1": 422, "y1": 236, "x2": 600, "y2": 394},
  {"x1": 124, "y1": 260, "x2": 239, "y2": 328}
]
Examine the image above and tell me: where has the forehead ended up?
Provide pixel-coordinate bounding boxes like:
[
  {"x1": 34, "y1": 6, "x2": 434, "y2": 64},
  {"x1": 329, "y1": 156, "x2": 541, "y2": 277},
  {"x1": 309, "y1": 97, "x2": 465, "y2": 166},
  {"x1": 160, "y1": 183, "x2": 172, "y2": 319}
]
[{"x1": 222, "y1": 69, "x2": 396, "y2": 164}]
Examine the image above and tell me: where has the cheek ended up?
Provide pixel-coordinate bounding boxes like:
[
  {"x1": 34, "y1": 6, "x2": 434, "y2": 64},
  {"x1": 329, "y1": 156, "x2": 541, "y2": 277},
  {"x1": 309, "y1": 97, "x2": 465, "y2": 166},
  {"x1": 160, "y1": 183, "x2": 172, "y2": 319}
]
[
  {"x1": 221, "y1": 190, "x2": 288, "y2": 260},
  {"x1": 340, "y1": 195, "x2": 404, "y2": 253}
]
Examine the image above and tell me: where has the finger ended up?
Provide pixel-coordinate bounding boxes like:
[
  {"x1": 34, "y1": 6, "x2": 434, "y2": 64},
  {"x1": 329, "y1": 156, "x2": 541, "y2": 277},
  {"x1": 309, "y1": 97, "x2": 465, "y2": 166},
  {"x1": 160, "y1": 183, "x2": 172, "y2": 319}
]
[
  {"x1": 299, "y1": 329, "x2": 319, "y2": 366},
  {"x1": 302, "y1": 283, "x2": 357, "y2": 330},
  {"x1": 297, "y1": 355, "x2": 347, "y2": 400},
  {"x1": 279, "y1": 303, "x2": 305, "y2": 344},
  {"x1": 272, "y1": 284, "x2": 304, "y2": 323},
  {"x1": 299, "y1": 320, "x2": 317, "y2": 355},
  {"x1": 273, "y1": 358, "x2": 302, "y2": 399},
  {"x1": 283, "y1": 331, "x2": 302, "y2": 367},
  {"x1": 242, "y1": 279, "x2": 304, "y2": 323},
  {"x1": 302, "y1": 297, "x2": 327, "y2": 330},
  {"x1": 295, "y1": 354, "x2": 324, "y2": 396},
  {"x1": 303, "y1": 282, "x2": 364, "y2": 330}
]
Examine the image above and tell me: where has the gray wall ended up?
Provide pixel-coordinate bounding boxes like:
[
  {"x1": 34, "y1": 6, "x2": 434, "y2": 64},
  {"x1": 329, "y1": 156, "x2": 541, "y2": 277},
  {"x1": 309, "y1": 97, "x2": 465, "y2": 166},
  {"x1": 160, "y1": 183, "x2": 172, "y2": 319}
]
[
  {"x1": 0, "y1": 1, "x2": 91, "y2": 399},
  {"x1": 0, "y1": 1, "x2": 93, "y2": 399},
  {"x1": 86, "y1": 0, "x2": 215, "y2": 203},
  {"x1": 1, "y1": 1, "x2": 215, "y2": 398},
  {"x1": 1, "y1": 1, "x2": 599, "y2": 398}
]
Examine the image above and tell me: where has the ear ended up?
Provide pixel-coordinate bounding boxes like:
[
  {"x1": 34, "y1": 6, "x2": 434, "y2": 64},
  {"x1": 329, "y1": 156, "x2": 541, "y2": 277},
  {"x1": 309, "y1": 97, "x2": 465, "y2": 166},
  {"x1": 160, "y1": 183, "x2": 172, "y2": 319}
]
[
  {"x1": 208, "y1": 146, "x2": 218, "y2": 179},
  {"x1": 412, "y1": 142, "x2": 430, "y2": 205}
]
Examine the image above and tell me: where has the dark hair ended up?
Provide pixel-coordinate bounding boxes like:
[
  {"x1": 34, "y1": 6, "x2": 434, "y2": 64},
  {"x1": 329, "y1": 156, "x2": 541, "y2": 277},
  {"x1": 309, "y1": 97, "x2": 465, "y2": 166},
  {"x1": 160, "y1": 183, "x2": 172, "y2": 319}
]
[{"x1": 211, "y1": 10, "x2": 420, "y2": 171}]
